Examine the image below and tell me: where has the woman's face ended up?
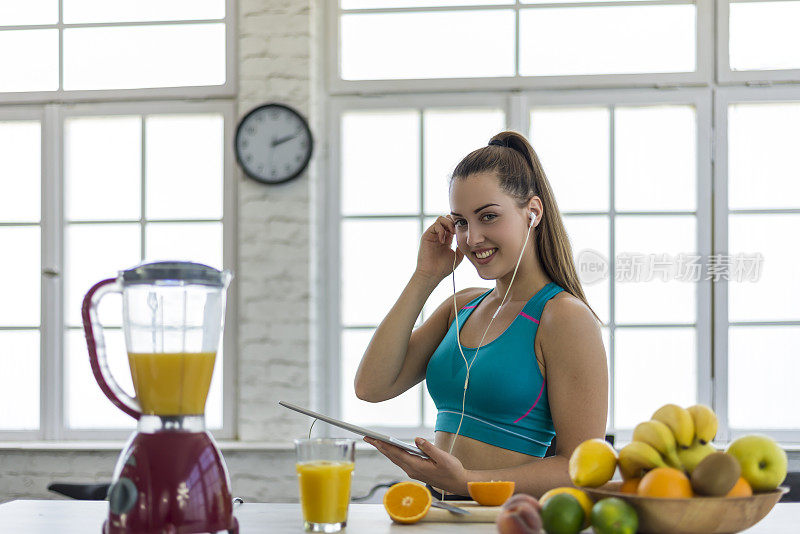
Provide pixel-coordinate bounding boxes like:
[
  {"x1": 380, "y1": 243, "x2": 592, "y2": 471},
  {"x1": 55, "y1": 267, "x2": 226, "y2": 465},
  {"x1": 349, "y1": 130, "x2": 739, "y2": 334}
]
[{"x1": 449, "y1": 172, "x2": 531, "y2": 278}]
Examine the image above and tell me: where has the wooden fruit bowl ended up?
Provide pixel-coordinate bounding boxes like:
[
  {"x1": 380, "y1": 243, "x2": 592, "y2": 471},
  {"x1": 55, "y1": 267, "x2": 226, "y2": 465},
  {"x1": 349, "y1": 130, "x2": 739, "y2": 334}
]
[{"x1": 582, "y1": 481, "x2": 788, "y2": 534}]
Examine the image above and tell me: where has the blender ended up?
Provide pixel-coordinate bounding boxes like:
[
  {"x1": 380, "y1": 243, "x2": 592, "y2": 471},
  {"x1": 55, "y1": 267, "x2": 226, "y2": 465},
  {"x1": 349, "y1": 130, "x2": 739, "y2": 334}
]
[{"x1": 82, "y1": 261, "x2": 239, "y2": 533}]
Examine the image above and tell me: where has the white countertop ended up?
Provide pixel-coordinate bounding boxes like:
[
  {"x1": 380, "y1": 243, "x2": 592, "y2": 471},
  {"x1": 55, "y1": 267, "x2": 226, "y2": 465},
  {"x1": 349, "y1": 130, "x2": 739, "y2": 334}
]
[{"x1": 1, "y1": 500, "x2": 799, "y2": 533}]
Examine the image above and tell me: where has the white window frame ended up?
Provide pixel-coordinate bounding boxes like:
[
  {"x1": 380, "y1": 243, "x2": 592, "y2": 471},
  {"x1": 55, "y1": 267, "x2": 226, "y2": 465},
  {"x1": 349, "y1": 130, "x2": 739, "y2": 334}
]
[
  {"x1": 0, "y1": 0, "x2": 238, "y2": 105},
  {"x1": 713, "y1": 85, "x2": 800, "y2": 445},
  {"x1": 322, "y1": 92, "x2": 511, "y2": 439},
  {"x1": 524, "y1": 87, "x2": 713, "y2": 442},
  {"x1": 716, "y1": 0, "x2": 800, "y2": 85},
  {"x1": 0, "y1": 100, "x2": 238, "y2": 442},
  {"x1": 322, "y1": 88, "x2": 713, "y2": 441},
  {"x1": 326, "y1": 0, "x2": 714, "y2": 95}
]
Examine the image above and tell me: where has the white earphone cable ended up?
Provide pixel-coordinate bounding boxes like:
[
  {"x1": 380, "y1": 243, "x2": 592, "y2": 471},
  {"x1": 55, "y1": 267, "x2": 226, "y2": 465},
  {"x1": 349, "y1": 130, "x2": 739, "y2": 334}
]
[{"x1": 436, "y1": 212, "x2": 535, "y2": 500}]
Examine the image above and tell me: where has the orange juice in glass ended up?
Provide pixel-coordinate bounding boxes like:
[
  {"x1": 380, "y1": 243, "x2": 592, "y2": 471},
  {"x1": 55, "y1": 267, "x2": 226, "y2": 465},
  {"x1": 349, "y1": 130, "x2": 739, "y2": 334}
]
[{"x1": 295, "y1": 439, "x2": 355, "y2": 532}]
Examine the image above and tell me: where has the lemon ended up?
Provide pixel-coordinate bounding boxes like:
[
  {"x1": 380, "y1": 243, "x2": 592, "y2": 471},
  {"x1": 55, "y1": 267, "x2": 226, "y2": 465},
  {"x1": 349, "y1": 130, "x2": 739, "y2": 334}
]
[
  {"x1": 569, "y1": 438, "x2": 618, "y2": 487},
  {"x1": 540, "y1": 493, "x2": 584, "y2": 534},
  {"x1": 591, "y1": 497, "x2": 638, "y2": 534},
  {"x1": 540, "y1": 487, "x2": 593, "y2": 529}
]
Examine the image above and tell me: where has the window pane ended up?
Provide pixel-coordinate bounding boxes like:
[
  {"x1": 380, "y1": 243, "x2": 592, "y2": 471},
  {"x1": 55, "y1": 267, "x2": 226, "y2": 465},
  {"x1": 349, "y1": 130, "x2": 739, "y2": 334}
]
[
  {"x1": 423, "y1": 108, "x2": 505, "y2": 216},
  {"x1": 564, "y1": 215, "x2": 609, "y2": 325},
  {"x1": 0, "y1": 121, "x2": 40, "y2": 223},
  {"x1": 0, "y1": 227, "x2": 40, "y2": 327},
  {"x1": 728, "y1": 102, "x2": 800, "y2": 210},
  {"x1": 146, "y1": 222, "x2": 223, "y2": 270},
  {"x1": 65, "y1": 224, "x2": 141, "y2": 327},
  {"x1": 729, "y1": 326, "x2": 800, "y2": 429},
  {"x1": 0, "y1": 330, "x2": 39, "y2": 430},
  {"x1": 614, "y1": 327, "x2": 696, "y2": 428},
  {"x1": 519, "y1": 5, "x2": 696, "y2": 76},
  {"x1": 0, "y1": 29, "x2": 58, "y2": 92},
  {"x1": 146, "y1": 114, "x2": 224, "y2": 220},
  {"x1": 615, "y1": 215, "x2": 696, "y2": 324},
  {"x1": 530, "y1": 107, "x2": 609, "y2": 212},
  {"x1": 64, "y1": 0, "x2": 224, "y2": 24},
  {"x1": 341, "y1": 219, "x2": 418, "y2": 326},
  {"x1": 206, "y1": 344, "x2": 223, "y2": 430},
  {"x1": 729, "y1": 1, "x2": 800, "y2": 71},
  {"x1": 423, "y1": 216, "x2": 489, "y2": 323},
  {"x1": 63, "y1": 24, "x2": 226, "y2": 90},
  {"x1": 341, "y1": 10, "x2": 515, "y2": 80},
  {"x1": 729, "y1": 214, "x2": 798, "y2": 322},
  {"x1": 0, "y1": 1, "x2": 57, "y2": 25},
  {"x1": 615, "y1": 105, "x2": 696, "y2": 212},
  {"x1": 66, "y1": 328, "x2": 135, "y2": 429},
  {"x1": 341, "y1": 328, "x2": 421, "y2": 426},
  {"x1": 343, "y1": 0, "x2": 511, "y2": 8},
  {"x1": 341, "y1": 111, "x2": 419, "y2": 216},
  {"x1": 65, "y1": 116, "x2": 141, "y2": 221}
]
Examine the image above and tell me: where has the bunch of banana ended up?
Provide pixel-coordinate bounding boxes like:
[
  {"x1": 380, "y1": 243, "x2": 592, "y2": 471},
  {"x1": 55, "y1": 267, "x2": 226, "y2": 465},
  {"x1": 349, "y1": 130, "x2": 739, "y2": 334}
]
[{"x1": 618, "y1": 403, "x2": 719, "y2": 479}]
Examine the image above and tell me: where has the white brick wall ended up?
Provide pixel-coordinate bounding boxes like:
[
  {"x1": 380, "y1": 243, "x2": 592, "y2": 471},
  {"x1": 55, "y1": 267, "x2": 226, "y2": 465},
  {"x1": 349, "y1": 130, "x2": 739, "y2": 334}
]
[{"x1": 0, "y1": 0, "x2": 409, "y2": 505}]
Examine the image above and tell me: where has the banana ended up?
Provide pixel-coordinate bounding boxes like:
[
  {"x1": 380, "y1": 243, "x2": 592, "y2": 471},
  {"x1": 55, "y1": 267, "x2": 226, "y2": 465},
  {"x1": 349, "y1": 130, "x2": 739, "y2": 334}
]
[
  {"x1": 618, "y1": 441, "x2": 667, "y2": 480},
  {"x1": 687, "y1": 404, "x2": 718, "y2": 445},
  {"x1": 652, "y1": 403, "x2": 695, "y2": 448},
  {"x1": 633, "y1": 420, "x2": 683, "y2": 470}
]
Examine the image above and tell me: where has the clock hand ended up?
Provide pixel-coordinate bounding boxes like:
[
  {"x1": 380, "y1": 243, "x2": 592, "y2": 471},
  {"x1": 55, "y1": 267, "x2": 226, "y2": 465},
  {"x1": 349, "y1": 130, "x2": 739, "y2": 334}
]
[{"x1": 271, "y1": 133, "x2": 298, "y2": 147}]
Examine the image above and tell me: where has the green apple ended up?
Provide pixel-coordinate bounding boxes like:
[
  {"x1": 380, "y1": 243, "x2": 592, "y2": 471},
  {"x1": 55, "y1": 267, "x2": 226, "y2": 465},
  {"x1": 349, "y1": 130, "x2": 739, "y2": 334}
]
[
  {"x1": 726, "y1": 434, "x2": 787, "y2": 492},
  {"x1": 677, "y1": 438, "x2": 716, "y2": 475}
]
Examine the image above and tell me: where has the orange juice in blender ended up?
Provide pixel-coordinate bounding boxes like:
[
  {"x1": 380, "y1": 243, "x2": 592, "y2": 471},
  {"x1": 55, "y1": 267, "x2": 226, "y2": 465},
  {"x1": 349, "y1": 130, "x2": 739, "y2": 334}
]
[{"x1": 128, "y1": 352, "x2": 216, "y2": 415}]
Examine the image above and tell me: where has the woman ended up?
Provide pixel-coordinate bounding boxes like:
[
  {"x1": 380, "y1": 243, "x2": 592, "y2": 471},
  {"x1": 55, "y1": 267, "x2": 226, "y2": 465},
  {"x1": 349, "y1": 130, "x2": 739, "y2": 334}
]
[{"x1": 354, "y1": 131, "x2": 608, "y2": 499}]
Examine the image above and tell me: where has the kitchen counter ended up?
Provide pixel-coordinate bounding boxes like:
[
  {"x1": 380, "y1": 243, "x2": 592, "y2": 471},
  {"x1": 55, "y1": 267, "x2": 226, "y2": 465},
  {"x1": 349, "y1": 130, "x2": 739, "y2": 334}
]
[{"x1": 1, "y1": 499, "x2": 798, "y2": 532}]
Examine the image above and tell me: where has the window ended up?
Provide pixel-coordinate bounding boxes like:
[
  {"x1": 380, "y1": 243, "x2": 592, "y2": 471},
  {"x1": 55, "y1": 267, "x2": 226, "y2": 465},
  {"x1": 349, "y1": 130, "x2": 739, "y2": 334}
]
[
  {"x1": 325, "y1": 1, "x2": 800, "y2": 444},
  {"x1": 0, "y1": 1, "x2": 236, "y2": 441},
  {"x1": 330, "y1": 0, "x2": 710, "y2": 93}
]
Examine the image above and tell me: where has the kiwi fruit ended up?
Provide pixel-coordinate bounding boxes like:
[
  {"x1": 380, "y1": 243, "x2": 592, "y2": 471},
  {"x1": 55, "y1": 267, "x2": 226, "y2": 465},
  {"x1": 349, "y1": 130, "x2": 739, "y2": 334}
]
[{"x1": 690, "y1": 452, "x2": 741, "y2": 496}]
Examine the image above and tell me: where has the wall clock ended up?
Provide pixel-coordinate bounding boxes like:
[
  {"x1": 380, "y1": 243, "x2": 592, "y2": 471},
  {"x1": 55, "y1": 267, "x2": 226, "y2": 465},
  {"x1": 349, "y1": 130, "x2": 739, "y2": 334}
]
[{"x1": 234, "y1": 103, "x2": 314, "y2": 184}]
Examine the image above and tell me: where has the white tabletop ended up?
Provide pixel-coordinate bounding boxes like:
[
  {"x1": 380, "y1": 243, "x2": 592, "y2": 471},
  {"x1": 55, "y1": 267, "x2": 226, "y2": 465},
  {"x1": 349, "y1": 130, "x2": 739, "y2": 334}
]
[{"x1": 1, "y1": 500, "x2": 798, "y2": 533}]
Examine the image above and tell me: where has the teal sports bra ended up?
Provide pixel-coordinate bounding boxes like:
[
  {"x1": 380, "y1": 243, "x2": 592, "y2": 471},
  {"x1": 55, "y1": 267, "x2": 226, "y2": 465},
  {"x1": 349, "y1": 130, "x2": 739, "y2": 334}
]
[{"x1": 425, "y1": 282, "x2": 564, "y2": 457}]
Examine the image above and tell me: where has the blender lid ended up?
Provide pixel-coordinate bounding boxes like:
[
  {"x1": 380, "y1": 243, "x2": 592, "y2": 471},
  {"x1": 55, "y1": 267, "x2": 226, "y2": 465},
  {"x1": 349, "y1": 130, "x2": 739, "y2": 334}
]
[{"x1": 121, "y1": 261, "x2": 231, "y2": 287}]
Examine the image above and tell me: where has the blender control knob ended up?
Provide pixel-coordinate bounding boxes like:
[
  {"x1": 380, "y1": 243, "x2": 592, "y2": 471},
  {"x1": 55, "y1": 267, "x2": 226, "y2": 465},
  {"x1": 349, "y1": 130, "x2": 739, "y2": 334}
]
[{"x1": 108, "y1": 477, "x2": 138, "y2": 515}]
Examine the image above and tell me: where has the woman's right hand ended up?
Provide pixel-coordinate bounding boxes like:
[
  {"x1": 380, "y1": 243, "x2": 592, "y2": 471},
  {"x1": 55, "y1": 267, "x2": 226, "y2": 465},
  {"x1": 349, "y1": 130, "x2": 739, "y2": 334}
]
[{"x1": 416, "y1": 215, "x2": 465, "y2": 282}]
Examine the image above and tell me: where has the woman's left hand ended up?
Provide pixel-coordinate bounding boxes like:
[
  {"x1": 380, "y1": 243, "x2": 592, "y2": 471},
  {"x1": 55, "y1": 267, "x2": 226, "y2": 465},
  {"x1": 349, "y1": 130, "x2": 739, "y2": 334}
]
[{"x1": 364, "y1": 436, "x2": 469, "y2": 495}]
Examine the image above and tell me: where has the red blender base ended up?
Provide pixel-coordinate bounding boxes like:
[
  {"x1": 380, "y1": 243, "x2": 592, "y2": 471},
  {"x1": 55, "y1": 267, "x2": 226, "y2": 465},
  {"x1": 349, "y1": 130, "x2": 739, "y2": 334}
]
[{"x1": 104, "y1": 431, "x2": 238, "y2": 534}]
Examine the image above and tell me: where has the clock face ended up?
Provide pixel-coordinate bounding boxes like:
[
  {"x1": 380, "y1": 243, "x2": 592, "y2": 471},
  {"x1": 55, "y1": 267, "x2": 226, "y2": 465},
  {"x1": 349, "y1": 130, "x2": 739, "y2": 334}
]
[{"x1": 235, "y1": 103, "x2": 313, "y2": 184}]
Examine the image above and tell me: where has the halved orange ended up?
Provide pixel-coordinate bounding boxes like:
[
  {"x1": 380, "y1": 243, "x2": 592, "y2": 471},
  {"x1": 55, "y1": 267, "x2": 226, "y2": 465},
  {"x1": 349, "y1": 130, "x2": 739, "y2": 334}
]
[
  {"x1": 383, "y1": 482, "x2": 433, "y2": 524},
  {"x1": 467, "y1": 480, "x2": 515, "y2": 506}
]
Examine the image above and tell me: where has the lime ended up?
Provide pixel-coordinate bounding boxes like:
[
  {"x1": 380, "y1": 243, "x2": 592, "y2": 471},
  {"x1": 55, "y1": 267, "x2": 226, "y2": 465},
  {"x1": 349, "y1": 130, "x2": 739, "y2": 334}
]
[
  {"x1": 540, "y1": 493, "x2": 584, "y2": 534},
  {"x1": 590, "y1": 497, "x2": 638, "y2": 534}
]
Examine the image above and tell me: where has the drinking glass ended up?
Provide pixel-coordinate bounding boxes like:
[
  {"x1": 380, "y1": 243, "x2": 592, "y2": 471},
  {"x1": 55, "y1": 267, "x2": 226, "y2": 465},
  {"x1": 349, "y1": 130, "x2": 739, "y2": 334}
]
[{"x1": 294, "y1": 438, "x2": 356, "y2": 533}]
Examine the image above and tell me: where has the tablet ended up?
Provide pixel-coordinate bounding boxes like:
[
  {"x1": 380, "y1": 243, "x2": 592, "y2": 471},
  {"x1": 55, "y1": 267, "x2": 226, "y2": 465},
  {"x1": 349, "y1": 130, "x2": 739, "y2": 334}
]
[{"x1": 279, "y1": 400, "x2": 429, "y2": 458}]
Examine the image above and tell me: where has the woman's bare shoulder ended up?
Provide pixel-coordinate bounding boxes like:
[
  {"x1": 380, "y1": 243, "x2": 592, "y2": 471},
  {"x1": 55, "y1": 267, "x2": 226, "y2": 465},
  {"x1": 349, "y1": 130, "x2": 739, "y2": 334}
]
[{"x1": 538, "y1": 292, "x2": 600, "y2": 345}]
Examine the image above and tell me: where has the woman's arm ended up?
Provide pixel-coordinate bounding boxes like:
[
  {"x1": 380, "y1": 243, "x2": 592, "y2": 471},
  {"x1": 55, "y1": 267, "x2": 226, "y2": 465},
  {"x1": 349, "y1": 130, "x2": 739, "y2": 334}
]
[
  {"x1": 466, "y1": 297, "x2": 609, "y2": 496},
  {"x1": 366, "y1": 296, "x2": 609, "y2": 497}
]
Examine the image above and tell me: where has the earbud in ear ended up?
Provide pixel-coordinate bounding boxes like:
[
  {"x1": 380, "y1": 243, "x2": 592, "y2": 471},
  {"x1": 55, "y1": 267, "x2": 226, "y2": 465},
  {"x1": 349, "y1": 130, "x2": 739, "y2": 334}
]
[{"x1": 528, "y1": 211, "x2": 535, "y2": 227}]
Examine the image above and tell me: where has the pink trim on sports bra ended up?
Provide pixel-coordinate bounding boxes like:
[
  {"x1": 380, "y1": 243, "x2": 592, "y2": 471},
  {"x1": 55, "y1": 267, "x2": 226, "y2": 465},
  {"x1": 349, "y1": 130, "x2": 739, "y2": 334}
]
[{"x1": 512, "y1": 378, "x2": 547, "y2": 424}]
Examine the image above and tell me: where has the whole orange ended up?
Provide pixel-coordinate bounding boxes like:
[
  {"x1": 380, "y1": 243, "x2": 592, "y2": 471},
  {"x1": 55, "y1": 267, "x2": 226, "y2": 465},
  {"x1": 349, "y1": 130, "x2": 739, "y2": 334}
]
[
  {"x1": 726, "y1": 477, "x2": 753, "y2": 498},
  {"x1": 637, "y1": 467, "x2": 693, "y2": 499},
  {"x1": 620, "y1": 478, "x2": 641, "y2": 494}
]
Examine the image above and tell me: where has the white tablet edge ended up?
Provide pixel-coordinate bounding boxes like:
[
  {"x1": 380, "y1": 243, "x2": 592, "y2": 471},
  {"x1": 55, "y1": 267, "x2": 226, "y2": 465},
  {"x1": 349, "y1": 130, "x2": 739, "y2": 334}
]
[{"x1": 279, "y1": 401, "x2": 428, "y2": 458}]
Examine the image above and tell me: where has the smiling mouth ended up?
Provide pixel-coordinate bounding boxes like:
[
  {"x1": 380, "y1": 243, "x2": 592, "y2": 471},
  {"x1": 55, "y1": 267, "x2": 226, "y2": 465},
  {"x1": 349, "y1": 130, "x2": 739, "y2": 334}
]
[{"x1": 475, "y1": 248, "x2": 497, "y2": 259}]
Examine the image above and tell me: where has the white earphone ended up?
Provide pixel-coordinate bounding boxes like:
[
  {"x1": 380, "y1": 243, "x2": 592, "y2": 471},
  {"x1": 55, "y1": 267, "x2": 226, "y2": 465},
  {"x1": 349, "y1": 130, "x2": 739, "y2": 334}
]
[{"x1": 437, "y1": 209, "x2": 536, "y2": 499}]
